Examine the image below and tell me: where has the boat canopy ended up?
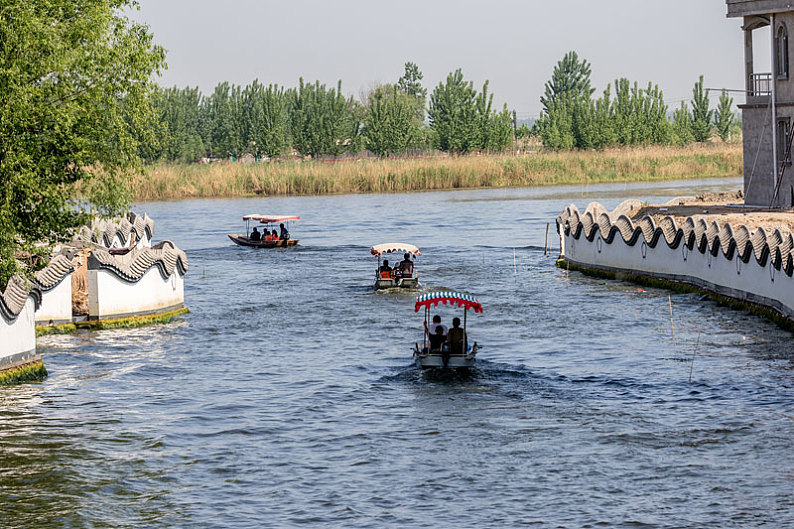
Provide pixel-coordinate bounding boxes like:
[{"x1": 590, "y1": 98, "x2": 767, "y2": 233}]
[
  {"x1": 242, "y1": 214, "x2": 301, "y2": 223},
  {"x1": 370, "y1": 243, "x2": 421, "y2": 257},
  {"x1": 415, "y1": 291, "x2": 483, "y2": 313}
]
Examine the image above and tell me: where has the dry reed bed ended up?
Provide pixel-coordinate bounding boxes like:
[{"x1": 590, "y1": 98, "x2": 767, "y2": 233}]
[{"x1": 131, "y1": 144, "x2": 742, "y2": 200}]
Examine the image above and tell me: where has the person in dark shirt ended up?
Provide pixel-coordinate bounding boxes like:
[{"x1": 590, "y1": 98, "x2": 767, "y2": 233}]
[
  {"x1": 279, "y1": 223, "x2": 290, "y2": 240},
  {"x1": 446, "y1": 317, "x2": 467, "y2": 356},
  {"x1": 395, "y1": 253, "x2": 414, "y2": 278},
  {"x1": 250, "y1": 227, "x2": 261, "y2": 241},
  {"x1": 428, "y1": 324, "x2": 446, "y2": 353}
]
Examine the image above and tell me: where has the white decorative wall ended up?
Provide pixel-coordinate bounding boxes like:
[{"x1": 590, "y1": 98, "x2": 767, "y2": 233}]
[
  {"x1": 558, "y1": 201, "x2": 794, "y2": 319},
  {"x1": 35, "y1": 275, "x2": 73, "y2": 325},
  {"x1": 1, "y1": 297, "x2": 37, "y2": 366},
  {"x1": 87, "y1": 266, "x2": 184, "y2": 319}
]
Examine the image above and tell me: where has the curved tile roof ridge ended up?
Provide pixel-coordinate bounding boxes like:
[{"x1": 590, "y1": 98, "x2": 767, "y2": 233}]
[
  {"x1": 1, "y1": 274, "x2": 42, "y2": 320},
  {"x1": 88, "y1": 241, "x2": 188, "y2": 282},
  {"x1": 557, "y1": 200, "x2": 794, "y2": 276},
  {"x1": 72, "y1": 212, "x2": 155, "y2": 248},
  {"x1": 34, "y1": 254, "x2": 75, "y2": 291}
]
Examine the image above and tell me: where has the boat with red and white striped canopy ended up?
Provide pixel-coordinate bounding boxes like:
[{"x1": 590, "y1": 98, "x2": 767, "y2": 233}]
[
  {"x1": 228, "y1": 215, "x2": 300, "y2": 248},
  {"x1": 413, "y1": 290, "x2": 481, "y2": 369},
  {"x1": 370, "y1": 243, "x2": 421, "y2": 290}
]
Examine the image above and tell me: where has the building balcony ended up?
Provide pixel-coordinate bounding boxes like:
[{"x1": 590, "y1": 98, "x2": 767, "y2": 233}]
[{"x1": 747, "y1": 72, "x2": 772, "y2": 104}]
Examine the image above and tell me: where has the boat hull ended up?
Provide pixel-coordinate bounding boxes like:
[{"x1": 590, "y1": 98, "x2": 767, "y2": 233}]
[
  {"x1": 374, "y1": 277, "x2": 420, "y2": 290},
  {"x1": 414, "y1": 352, "x2": 476, "y2": 370},
  {"x1": 228, "y1": 234, "x2": 299, "y2": 248}
]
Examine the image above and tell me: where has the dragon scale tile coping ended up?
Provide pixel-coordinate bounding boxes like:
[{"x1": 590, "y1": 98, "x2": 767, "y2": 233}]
[
  {"x1": 33, "y1": 254, "x2": 76, "y2": 291},
  {"x1": 557, "y1": 200, "x2": 794, "y2": 276},
  {"x1": 1, "y1": 275, "x2": 42, "y2": 321},
  {"x1": 87, "y1": 240, "x2": 189, "y2": 282},
  {"x1": 73, "y1": 212, "x2": 154, "y2": 248}
]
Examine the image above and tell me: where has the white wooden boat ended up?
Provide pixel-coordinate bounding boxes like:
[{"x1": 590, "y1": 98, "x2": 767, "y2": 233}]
[{"x1": 371, "y1": 243, "x2": 421, "y2": 290}]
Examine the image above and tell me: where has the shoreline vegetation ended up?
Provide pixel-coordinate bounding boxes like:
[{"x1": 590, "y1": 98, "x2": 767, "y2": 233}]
[{"x1": 130, "y1": 143, "x2": 742, "y2": 201}]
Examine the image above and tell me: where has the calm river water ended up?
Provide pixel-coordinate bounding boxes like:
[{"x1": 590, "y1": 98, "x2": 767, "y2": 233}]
[{"x1": 3, "y1": 177, "x2": 794, "y2": 527}]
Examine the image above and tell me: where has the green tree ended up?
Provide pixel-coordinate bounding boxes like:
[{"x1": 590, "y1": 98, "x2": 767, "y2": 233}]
[
  {"x1": 289, "y1": 79, "x2": 358, "y2": 157},
  {"x1": 691, "y1": 75, "x2": 713, "y2": 142},
  {"x1": 540, "y1": 51, "x2": 594, "y2": 115},
  {"x1": 363, "y1": 85, "x2": 421, "y2": 157},
  {"x1": 428, "y1": 69, "x2": 478, "y2": 153},
  {"x1": 672, "y1": 101, "x2": 695, "y2": 145},
  {"x1": 397, "y1": 61, "x2": 427, "y2": 121},
  {"x1": 242, "y1": 80, "x2": 290, "y2": 159},
  {"x1": 714, "y1": 89, "x2": 735, "y2": 142},
  {"x1": 150, "y1": 86, "x2": 204, "y2": 162},
  {"x1": 0, "y1": 0, "x2": 165, "y2": 286}
]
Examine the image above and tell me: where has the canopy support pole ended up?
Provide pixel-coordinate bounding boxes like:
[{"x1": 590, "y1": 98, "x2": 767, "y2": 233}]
[
  {"x1": 463, "y1": 309, "x2": 468, "y2": 352},
  {"x1": 424, "y1": 307, "x2": 429, "y2": 350}
]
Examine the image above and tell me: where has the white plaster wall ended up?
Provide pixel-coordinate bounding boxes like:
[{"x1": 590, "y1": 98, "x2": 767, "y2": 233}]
[
  {"x1": 1, "y1": 298, "x2": 36, "y2": 358},
  {"x1": 88, "y1": 267, "x2": 185, "y2": 319},
  {"x1": 563, "y1": 230, "x2": 794, "y2": 315},
  {"x1": 35, "y1": 277, "x2": 72, "y2": 324}
]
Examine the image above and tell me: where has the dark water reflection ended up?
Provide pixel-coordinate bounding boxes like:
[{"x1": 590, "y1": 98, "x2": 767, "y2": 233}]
[{"x1": 3, "y1": 177, "x2": 794, "y2": 527}]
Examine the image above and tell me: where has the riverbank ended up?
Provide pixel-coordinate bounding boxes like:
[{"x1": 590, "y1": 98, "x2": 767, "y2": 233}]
[{"x1": 130, "y1": 143, "x2": 742, "y2": 200}]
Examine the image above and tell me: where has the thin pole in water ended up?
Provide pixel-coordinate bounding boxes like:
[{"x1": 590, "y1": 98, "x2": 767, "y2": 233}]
[
  {"x1": 544, "y1": 222, "x2": 550, "y2": 256},
  {"x1": 668, "y1": 294, "x2": 674, "y2": 341},
  {"x1": 513, "y1": 248, "x2": 517, "y2": 283},
  {"x1": 689, "y1": 332, "x2": 700, "y2": 383}
]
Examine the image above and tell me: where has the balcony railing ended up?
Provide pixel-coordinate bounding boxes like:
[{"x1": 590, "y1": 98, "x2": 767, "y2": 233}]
[{"x1": 749, "y1": 72, "x2": 772, "y2": 97}]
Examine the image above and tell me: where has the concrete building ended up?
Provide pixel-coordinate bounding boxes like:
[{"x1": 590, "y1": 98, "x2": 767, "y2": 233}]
[{"x1": 728, "y1": 0, "x2": 794, "y2": 207}]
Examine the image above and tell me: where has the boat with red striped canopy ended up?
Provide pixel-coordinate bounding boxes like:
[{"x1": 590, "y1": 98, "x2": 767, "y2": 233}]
[{"x1": 413, "y1": 290, "x2": 481, "y2": 369}]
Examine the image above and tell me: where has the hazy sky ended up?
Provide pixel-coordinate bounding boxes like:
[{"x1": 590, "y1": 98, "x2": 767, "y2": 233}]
[{"x1": 131, "y1": 0, "x2": 751, "y2": 118}]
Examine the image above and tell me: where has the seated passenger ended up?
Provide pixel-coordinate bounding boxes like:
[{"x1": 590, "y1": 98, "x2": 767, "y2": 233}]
[
  {"x1": 446, "y1": 317, "x2": 467, "y2": 356},
  {"x1": 250, "y1": 227, "x2": 261, "y2": 242},
  {"x1": 379, "y1": 259, "x2": 393, "y2": 278},
  {"x1": 426, "y1": 314, "x2": 447, "y2": 337},
  {"x1": 428, "y1": 324, "x2": 446, "y2": 353},
  {"x1": 395, "y1": 253, "x2": 414, "y2": 278},
  {"x1": 264, "y1": 229, "x2": 274, "y2": 241}
]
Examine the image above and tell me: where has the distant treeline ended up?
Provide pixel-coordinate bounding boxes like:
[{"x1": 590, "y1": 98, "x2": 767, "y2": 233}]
[
  {"x1": 535, "y1": 52, "x2": 738, "y2": 150},
  {"x1": 144, "y1": 63, "x2": 514, "y2": 162},
  {"x1": 147, "y1": 54, "x2": 740, "y2": 162}
]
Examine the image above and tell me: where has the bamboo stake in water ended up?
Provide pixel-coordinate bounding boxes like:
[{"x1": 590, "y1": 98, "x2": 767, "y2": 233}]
[
  {"x1": 512, "y1": 248, "x2": 517, "y2": 281},
  {"x1": 544, "y1": 222, "x2": 550, "y2": 256},
  {"x1": 689, "y1": 332, "x2": 700, "y2": 383},
  {"x1": 668, "y1": 294, "x2": 674, "y2": 341}
]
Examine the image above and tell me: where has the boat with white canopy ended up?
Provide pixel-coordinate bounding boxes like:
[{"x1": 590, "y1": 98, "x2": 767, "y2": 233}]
[
  {"x1": 413, "y1": 290, "x2": 481, "y2": 370},
  {"x1": 370, "y1": 243, "x2": 421, "y2": 289},
  {"x1": 228, "y1": 215, "x2": 300, "y2": 248}
]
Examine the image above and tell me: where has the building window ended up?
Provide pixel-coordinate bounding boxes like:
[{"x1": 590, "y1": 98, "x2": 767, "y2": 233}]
[
  {"x1": 778, "y1": 118, "x2": 791, "y2": 165},
  {"x1": 777, "y1": 24, "x2": 789, "y2": 79}
]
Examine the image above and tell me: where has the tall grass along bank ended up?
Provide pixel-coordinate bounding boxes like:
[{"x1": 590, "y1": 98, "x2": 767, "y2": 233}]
[{"x1": 131, "y1": 144, "x2": 742, "y2": 200}]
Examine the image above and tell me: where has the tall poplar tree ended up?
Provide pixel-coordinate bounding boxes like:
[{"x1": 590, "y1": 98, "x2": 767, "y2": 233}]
[
  {"x1": 428, "y1": 69, "x2": 478, "y2": 153},
  {"x1": 714, "y1": 89, "x2": 735, "y2": 142},
  {"x1": 691, "y1": 75, "x2": 713, "y2": 142}
]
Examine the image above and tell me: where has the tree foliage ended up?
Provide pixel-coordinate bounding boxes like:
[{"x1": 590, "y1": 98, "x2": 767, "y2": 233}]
[
  {"x1": 691, "y1": 75, "x2": 713, "y2": 143},
  {"x1": 397, "y1": 61, "x2": 427, "y2": 121},
  {"x1": 289, "y1": 79, "x2": 359, "y2": 157},
  {"x1": 540, "y1": 51, "x2": 594, "y2": 115},
  {"x1": 0, "y1": 0, "x2": 165, "y2": 286},
  {"x1": 363, "y1": 85, "x2": 421, "y2": 157},
  {"x1": 428, "y1": 70, "x2": 514, "y2": 154},
  {"x1": 714, "y1": 89, "x2": 734, "y2": 143}
]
